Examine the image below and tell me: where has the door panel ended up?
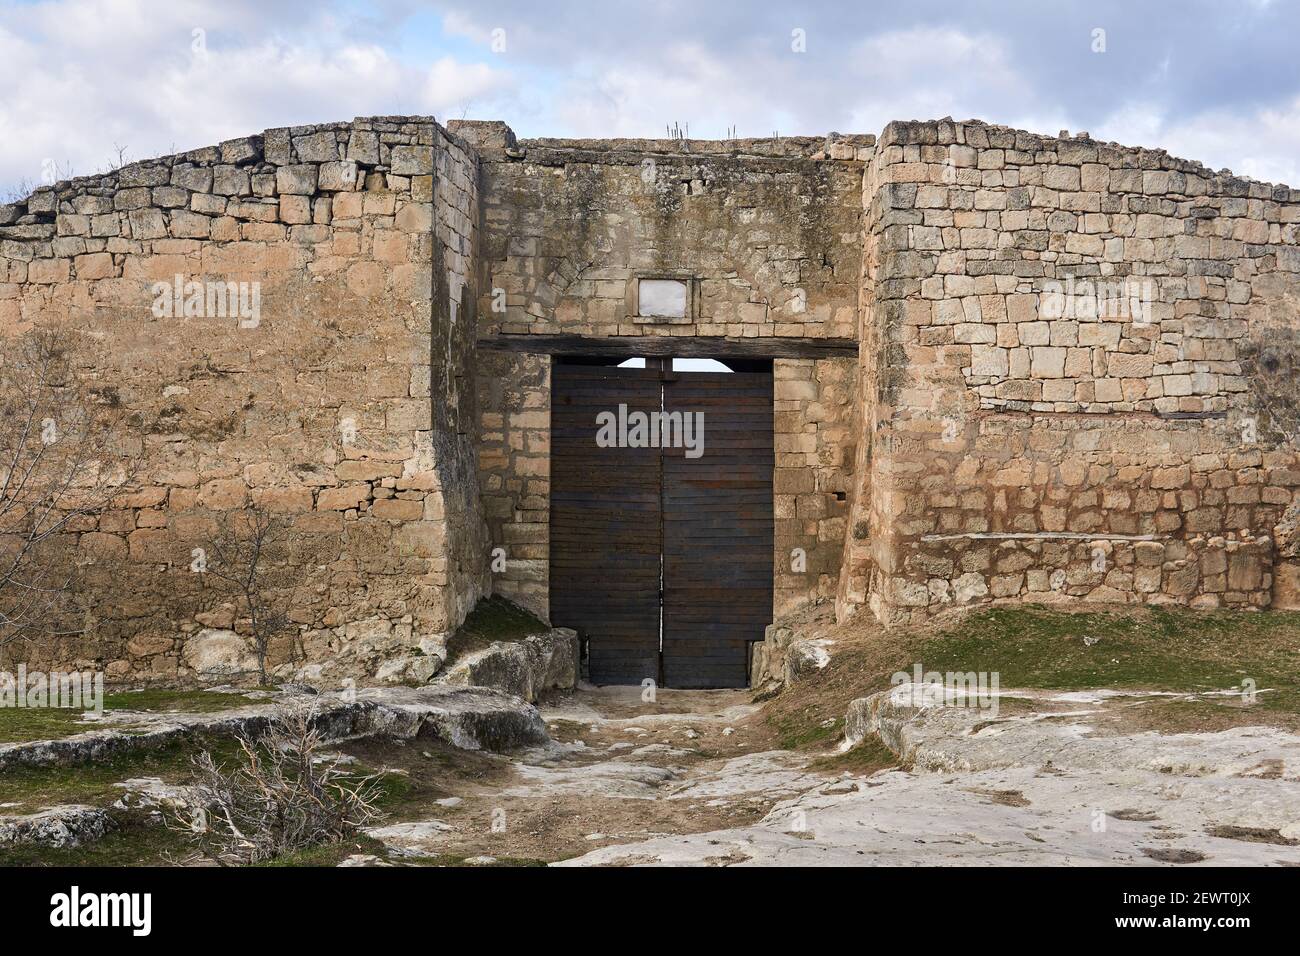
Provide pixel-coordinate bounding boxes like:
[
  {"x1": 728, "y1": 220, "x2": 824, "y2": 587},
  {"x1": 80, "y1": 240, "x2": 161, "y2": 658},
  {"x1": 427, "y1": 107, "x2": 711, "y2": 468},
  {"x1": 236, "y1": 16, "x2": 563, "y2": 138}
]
[
  {"x1": 549, "y1": 362, "x2": 774, "y2": 688},
  {"x1": 549, "y1": 365, "x2": 663, "y2": 685},
  {"x1": 661, "y1": 372, "x2": 774, "y2": 688}
]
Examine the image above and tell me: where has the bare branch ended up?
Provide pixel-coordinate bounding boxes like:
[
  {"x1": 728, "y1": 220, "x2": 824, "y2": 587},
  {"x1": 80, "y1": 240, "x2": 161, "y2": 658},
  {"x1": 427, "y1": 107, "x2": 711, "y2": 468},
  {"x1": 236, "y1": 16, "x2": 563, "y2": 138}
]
[
  {"x1": 169, "y1": 704, "x2": 384, "y2": 865},
  {"x1": 0, "y1": 327, "x2": 139, "y2": 649}
]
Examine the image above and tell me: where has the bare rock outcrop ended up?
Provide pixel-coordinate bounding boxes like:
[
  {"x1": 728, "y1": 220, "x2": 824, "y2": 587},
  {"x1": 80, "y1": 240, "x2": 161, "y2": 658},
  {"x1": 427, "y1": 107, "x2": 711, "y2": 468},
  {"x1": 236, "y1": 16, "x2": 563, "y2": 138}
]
[
  {"x1": 436, "y1": 628, "x2": 579, "y2": 703},
  {"x1": 0, "y1": 805, "x2": 112, "y2": 850},
  {"x1": 0, "y1": 685, "x2": 549, "y2": 773}
]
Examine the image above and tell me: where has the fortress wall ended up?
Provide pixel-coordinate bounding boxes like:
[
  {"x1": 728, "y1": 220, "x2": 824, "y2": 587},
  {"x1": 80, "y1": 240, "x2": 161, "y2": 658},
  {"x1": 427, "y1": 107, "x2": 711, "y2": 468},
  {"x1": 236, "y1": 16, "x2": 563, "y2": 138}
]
[
  {"x1": 852, "y1": 119, "x2": 1300, "y2": 624},
  {"x1": 462, "y1": 124, "x2": 869, "y2": 619},
  {"x1": 0, "y1": 117, "x2": 488, "y2": 682}
]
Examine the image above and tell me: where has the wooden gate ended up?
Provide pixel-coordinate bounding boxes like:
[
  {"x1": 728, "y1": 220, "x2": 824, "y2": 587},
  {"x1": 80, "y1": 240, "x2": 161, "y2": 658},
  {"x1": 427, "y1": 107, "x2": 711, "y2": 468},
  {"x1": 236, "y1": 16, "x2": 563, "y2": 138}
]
[
  {"x1": 661, "y1": 371, "x2": 773, "y2": 688},
  {"x1": 550, "y1": 364, "x2": 663, "y2": 685},
  {"x1": 549, "y1": 361, "x2": 773, "y2": 688}
]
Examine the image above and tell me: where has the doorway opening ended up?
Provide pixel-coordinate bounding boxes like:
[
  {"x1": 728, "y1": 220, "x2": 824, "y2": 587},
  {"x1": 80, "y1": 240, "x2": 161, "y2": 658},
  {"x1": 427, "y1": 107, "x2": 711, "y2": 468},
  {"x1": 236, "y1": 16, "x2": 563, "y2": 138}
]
[{"x1": 549, "y1": 355, "x2": 774, "y2": 688}]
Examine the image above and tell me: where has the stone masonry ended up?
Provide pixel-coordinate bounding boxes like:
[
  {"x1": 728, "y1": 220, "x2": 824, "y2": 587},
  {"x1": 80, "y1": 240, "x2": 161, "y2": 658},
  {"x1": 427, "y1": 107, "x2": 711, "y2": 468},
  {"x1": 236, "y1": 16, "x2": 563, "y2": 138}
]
[
  {"x1": 839, "y1": 119, "x2": 1300, "y2": 625},
  {"x1": 463, "y1": 123, "x2": 866, "y2": 621},
  {"x1": 2, "y1": 113, "x2": 1299, "y2": 683},
  {"x1": 1, "y1": 117, "x2": 488, "y2": 682}
]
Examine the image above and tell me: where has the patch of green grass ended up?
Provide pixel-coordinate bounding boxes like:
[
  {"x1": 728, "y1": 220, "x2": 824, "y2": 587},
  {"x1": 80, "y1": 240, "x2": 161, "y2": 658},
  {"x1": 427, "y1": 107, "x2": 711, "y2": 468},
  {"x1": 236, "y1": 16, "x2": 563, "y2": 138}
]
[
  {"x1": 0, "y1": 815, "x2": 193, "y2": 867},
  {"x1": 921, "y1": 605, "x2": 1300, "y2": 703},
  {"x1": 444, "y1": 595, "x2": 548, "y2": 665},
  {"x1": 347, "y1": 765, "x2": 417, "y2": 816},
  {"x1": 102, "y1": 688, "x2": 266, "y2": 713},
  {"x1": 810, "y1": 735, "x2": 897, "y2": 775},
  {"x1": 0, "y1": 735, "x2": 241, "y2": 812},
  {"x1": 0, "y1": 688, "x2": 260, "y2": 744},
  {"x1": 0, "y1": 708, "x2": 91, "y2": 744},
  {"x1": 770, "y1": 711, "x2": 841, "y2": 750},
  {"x1": 254, "y1": 834, "x2": 391, "y2": 867},
  {"x1": 766, "y1": 604, "x2": 1300, "y2": 750}
]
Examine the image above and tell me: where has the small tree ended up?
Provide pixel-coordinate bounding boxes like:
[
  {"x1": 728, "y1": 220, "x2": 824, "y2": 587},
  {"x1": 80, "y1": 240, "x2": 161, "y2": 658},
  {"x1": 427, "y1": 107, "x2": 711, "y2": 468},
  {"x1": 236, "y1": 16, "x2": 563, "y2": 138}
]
[
  {"x1": 200, "y1": 507, "x2": 304, "y2": 685},
  {"x1": 0, "y1": 328, "x2": 134, "y2": 651}
]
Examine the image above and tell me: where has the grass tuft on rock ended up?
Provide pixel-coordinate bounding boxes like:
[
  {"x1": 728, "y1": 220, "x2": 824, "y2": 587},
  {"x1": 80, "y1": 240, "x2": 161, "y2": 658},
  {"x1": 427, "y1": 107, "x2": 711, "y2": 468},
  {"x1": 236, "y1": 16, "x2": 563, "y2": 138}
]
[
  {"x1": 443, "y1": 595, "x2": 548, "y2": 666},
  {"x1": 0, "y1": 688, "x2": 266, "y2": 744}
]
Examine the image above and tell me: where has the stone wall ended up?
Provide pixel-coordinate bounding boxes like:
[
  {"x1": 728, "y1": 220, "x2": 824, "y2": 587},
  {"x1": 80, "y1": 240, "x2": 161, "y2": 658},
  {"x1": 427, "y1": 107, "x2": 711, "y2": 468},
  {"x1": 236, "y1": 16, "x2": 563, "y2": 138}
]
[
  {"x1": 838, "y1": 144, "x2": 891, "y2": 615},
  {"x1": 466, "y1": 126, "x2": 868, "y2": 621},
  {"x1": 470, "y1": 129, "x2": 867, "y2": 341},
  {"x1": 0, "y1": 117, "x2": 489, "y2": 682},
  {"x1": 773, "y1": 356, "x2": 855, "y2": 615},
  {"x1": 842, "y1": 119, "x2": 1300, "y2": 625},
  {"x1": 475, "y1": 349, "x2": 551, "y2": 618},
  {"x1": 5, "y1": 109, "x2": 1300, "y2": 684}
]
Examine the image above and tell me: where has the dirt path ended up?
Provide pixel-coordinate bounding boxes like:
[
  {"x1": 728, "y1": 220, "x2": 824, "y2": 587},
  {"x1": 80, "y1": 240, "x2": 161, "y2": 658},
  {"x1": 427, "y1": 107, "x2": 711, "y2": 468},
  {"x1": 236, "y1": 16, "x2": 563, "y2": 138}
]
[{"x1": 354, "y1": 684, "x2": 840, "y2": 864}]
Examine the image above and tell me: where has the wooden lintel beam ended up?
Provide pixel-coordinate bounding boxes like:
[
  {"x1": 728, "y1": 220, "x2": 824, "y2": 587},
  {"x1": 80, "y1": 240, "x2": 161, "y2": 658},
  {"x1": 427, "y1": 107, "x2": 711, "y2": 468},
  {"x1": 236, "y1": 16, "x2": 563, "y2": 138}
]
[{"x1": 476, "y1": 334, "x2": 859, "y2": 359}]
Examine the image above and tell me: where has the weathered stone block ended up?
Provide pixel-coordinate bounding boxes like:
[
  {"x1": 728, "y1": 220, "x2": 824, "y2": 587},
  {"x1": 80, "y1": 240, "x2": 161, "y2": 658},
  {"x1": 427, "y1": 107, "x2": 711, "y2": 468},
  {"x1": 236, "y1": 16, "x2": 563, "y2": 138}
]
[
  {"x1": 276, "y1": 164, "x2": 318, "y2": 195},
  {"x1": 391, "y1": 145, "x2": 434, "y2": 175},
  {"x1": 293, "y1": 130, "x2": 340, "y2": 163},
  {"x1": 318, "y1": 161, "x2": 360, "y2": 191}
]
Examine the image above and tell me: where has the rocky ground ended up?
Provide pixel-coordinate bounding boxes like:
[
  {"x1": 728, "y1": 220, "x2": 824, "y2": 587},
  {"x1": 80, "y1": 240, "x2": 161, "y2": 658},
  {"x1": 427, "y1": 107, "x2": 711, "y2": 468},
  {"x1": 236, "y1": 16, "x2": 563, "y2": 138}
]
[
  {"x1": 4, "y1": 603, "x2": 1300, "y2": 867},
  {"x1": 345, "y1": 681, "x2": 1300, "y2": 867},
  {"x1": 549, "y1": 685, "x2": 1300, "y2": 866},
  {"x1": 352, "y1": 686, "x2": 797, "y2": 863}
]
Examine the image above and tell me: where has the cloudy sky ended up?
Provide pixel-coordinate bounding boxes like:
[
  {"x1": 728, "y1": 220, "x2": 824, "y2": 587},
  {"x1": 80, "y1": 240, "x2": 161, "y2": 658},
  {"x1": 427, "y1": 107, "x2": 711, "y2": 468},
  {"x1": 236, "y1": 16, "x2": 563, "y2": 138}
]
[{"x1": 3, "y1": 0, "x2": 1298, "y2": 199}]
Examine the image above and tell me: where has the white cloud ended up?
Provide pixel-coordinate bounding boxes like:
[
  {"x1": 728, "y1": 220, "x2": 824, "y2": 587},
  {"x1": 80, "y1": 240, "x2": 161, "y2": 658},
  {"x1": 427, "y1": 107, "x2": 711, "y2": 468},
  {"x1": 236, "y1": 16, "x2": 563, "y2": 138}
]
[
  {"x1": 841, "y1": 28, "x2": 1067, "y2": 145},
  {"x1": 2, "y1": 0, "x2": 1297, "y2": 198},
  {"x1": 0, "y1": 0, "x2": 514, "y2": 198},
  {"x1": 1098, "y1": 99, "x2": 1300, "y2": 187},
  {"x1": 551, "y1": 43, "x2": 792, "y2": 139},
  {"x1": 424, "y1": 55, "x2": 516, "y2": 120}
]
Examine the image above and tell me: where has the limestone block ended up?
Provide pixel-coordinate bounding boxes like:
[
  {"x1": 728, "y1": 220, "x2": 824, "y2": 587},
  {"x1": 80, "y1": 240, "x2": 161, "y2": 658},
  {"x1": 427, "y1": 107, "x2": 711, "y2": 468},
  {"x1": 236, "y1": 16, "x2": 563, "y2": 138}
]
[
  {"x1": 182, "y1": 628, "x2": 257, "y2": 680},
  {"x1": 391, "y1": 145, "x2": 434, "y2": 175},
  {"x1": 347, "y1": 130, "x2": 381, "y2": 165},
  {"x1": 318, "y1": 161, "x2": 360, "y2": 191},
  {"x1": 276, "y1": 164, "x2": 318, "y2": 195},
  {"x1": 212, "y1": 165, "x2": 251, "y2": 196},
  {"x1": 293, "y1": 130, "x2": 341, "y2": 163}
]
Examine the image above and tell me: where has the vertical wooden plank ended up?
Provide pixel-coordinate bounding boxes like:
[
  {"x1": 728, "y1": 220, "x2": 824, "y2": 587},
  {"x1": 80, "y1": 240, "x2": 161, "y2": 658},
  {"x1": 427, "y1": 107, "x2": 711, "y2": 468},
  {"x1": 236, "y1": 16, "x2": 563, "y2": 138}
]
[
  {"x1": 549, "y1": 364, "x2": 663, "y2": 685},
  {"x1": 662, "y1": 371, "x2": 774, "y2": 688}
]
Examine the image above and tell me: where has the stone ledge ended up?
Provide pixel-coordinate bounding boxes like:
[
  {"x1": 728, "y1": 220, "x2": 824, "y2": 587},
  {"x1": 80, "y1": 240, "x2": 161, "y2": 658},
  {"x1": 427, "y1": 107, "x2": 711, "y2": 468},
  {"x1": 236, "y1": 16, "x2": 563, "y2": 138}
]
[
  {"x1": 436, "y1": 628, "x2": 579, "y2": 703},
  {"x1": 0, "y1": 685, "x2": 549, "y2": 773},
  {"x1": 0, "y1": 805, "x2": 111, "y2": 850}
]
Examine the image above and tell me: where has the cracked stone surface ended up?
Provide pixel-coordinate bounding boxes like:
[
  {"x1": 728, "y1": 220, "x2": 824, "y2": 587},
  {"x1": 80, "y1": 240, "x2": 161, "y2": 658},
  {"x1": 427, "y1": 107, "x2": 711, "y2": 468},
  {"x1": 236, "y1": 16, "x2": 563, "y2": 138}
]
[
  {"x1": 0, "y1": 684, "x2": 550, "y2": 773},
  {"x1": 0, "y1": 805, "x2": 112, "y2": 850},
  {"x1": 363, "y1": 819, "x2": 455, "y2": 857},
  {"x1": 555, "y1": 686, "x2": 1300, "y2": 867}
]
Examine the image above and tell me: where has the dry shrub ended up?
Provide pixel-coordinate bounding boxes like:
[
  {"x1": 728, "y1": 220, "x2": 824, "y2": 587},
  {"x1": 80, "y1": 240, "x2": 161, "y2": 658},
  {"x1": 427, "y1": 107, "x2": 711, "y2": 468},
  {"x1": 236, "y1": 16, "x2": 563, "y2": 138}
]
[{"x1": 177, "y1": 705, "x2": 383, "y2": 865}]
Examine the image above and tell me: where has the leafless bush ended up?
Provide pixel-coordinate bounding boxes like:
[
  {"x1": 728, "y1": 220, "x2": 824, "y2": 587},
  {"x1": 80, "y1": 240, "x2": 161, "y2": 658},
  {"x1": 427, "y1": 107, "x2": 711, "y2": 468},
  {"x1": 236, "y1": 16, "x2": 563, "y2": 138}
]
[
  {"x1": 1, "y1": 177, "x2": 38, "y2": 206},
  {"x1": 201, "y1": 507, "x2": 307, "y2": 684},
  {"x1": 176, "y1": 706, "x2": 383, "y2": 866},
  {"x1": 0, "y1": 328, "x2": 136, "y2": 649}
]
